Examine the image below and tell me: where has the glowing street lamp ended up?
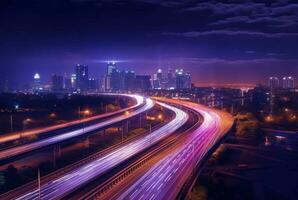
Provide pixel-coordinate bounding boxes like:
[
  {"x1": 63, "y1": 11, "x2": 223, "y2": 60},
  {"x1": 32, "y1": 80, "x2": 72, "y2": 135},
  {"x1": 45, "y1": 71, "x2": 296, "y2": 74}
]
[
  {"x1": 84, "y1": 109, "x2": 91, "y2": 116},
  {"x1": 290, "y1": 115, "x2": 297, "y2": 121},
  {"x1": 157, "y1": 114, "x2": 163, "y2": 120},
  {"x1": 49, "y1": 113, "x2": 56, "y2": 118},
  {"x1": 21, "y1": 118, "x2": 33, "y2": 139},
  {"x1": 24, "y1": 118, "x2": 32, "y2": 123},
  {"x1": 265, "y1": 115, "x2": 274, "y2": 123}
]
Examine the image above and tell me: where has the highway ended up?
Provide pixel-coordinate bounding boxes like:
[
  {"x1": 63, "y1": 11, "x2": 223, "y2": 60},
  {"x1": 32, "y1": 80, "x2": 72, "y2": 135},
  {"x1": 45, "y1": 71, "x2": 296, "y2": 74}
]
[
  {"x1": 8, "y1": 101, "x2": 188, "y2": 200},
  {"x1": 117, "y1": 98, "x2": 234, "y2": 200},
  {"x1": 0, "y1": 94, "x2": 144, "y2": 144},
  {"x1": 0, "y1": 95, "x2": 153, "y2": 161}
]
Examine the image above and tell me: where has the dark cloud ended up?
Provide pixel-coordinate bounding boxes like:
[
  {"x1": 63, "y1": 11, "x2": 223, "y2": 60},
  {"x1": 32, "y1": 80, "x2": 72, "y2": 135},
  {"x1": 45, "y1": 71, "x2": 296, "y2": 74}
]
[
  {"x1": 184, "y1": 2, "x2": 266, "y2": 15},
  {"x1": 163, "y1": 30, "x2": 298, "y2": 38},
  {"x1": 1, "y1": 0, "x2": 298, "y2": 86}
]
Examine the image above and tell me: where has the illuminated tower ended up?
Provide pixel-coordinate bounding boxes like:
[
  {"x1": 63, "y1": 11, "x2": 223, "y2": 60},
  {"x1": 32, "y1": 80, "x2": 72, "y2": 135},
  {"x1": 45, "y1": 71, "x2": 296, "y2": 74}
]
[
  {"x1": 71, "y1": 74, "x2": 76, "y2": 89},
  {"x1": 175, "y1": 69, "x2": 191, "y2": 89},
  {"x1": 75, "y1": 64, "x2": 89, "y2": 92},
  {"x1": 33, "y1": 73, "x2": 41, "y2": 91},
  {"x1": 268, "y1": 77, "x2": 279, "y2": 90},
  {"x1": 282, "y1": 76, "x2": 295, "y2": 89},
  {"x1": 107, "y1": 61, "x2": 116, "y2": 75}
]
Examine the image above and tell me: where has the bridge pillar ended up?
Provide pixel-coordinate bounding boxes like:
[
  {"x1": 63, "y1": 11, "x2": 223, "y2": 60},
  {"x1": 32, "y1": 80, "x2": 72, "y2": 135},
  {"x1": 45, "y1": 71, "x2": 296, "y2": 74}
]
[
  {"x1": 139, "y1": 114, "x2": 142, "y2": 128},
  {"x1": 126, "y1": 120, "x2": 129, "y2": 133},
  {"x1": 53, "y1": 144, "x2": 61, "y2": 168},
  {"x1": 84, "y1": 135, "x2": 90, "y2": 148}
]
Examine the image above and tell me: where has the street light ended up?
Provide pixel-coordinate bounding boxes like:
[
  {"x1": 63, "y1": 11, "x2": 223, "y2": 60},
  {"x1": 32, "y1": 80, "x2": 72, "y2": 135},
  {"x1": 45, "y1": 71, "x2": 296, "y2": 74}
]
[
  {"x1": 265, "y1": 115, "x2": 274, "y2": 122},
  {"x1": 82, "y1": 109, "x2": 92, "y2": 117},
  {"x1": 49, "y1": 113, "x2": 56, "y2": 118},
  {"x1": 9, "y1": 104, "x2": 20, "y2": 133},
  {"x1": 21, "y1": 118, "x2": 33, "y2": 140},
  {"x1": 157, "y1": 114, "x2": 163, "y2": 120}
]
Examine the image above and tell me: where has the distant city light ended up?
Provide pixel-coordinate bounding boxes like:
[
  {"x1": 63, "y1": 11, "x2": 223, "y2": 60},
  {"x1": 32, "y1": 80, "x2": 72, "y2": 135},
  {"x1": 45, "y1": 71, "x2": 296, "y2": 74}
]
[{"x1": 34, "y1": 73, "x2": 40, "y2": 79}]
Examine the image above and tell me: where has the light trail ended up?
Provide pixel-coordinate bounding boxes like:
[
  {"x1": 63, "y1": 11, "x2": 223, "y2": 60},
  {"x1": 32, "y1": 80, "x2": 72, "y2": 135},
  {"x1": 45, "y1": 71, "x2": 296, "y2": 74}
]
[
  {"x1": 13, "y1": 101, "x2": 188, "y2": 200},
  {"x1": 118, "y1": 98, "x2": 233, "y2": 200},
  {"x1": 0, "y1": 95, "x2": 152, "y2": 161},
  {"x1": 0, "y1": 94, "x2": 144, "y2": 144}
]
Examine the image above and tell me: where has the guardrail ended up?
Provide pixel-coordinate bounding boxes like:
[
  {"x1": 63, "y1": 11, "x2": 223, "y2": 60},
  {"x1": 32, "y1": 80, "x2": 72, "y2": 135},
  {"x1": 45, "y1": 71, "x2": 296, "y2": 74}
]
[
  {"x1": 79, "y1": 108, "x2": 202, "y2": 200},
  {"x1": 0, "y1": 114, "x2": 168, "y2": 200}
]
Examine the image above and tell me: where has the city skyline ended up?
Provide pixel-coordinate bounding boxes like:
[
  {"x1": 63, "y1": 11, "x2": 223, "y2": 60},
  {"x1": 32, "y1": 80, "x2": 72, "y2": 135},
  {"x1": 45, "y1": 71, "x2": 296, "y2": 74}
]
[
  {"x1": 2, "y1": 60, "x2": 297, "y2": 89},
  {"x1": 1, "y1": 1, "x2": 298, "y2": 199},
  {"x1": 1, "y1": 1, "x2": 298, "y2": 87}
]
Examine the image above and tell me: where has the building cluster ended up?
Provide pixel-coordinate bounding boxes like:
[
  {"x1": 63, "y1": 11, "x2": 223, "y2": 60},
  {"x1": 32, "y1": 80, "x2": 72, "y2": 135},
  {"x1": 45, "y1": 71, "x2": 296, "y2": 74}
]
[
  {"x1": 50, "y1": 64, "x2": 99, "y2": 93},
  {"x1": 30, "y1": 62, "x2": 192, "y2": 93},
  {"x1": 268, "y1": 76, "x2": 295, "y2": 90},
  {"x1": 32, "y1": 64, "x2": 100, "y2": 93},
  {"x1": 103, "y1": 61, "x2": 151, "y2": 92},
  {"x1": 152, "y1": 68, "x2": 191, "y2": 90}
]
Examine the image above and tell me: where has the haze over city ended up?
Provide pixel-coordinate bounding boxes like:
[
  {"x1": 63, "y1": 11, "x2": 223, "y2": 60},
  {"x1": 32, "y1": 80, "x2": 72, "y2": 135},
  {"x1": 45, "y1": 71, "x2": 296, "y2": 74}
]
[{"x1": 1, "y1": 0, "x2": 298, "y2": 87}]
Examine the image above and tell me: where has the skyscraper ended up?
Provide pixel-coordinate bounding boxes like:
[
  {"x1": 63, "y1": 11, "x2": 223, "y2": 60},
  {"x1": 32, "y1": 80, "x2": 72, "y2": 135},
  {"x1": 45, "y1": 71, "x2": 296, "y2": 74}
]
[
  {"x1": 152, "y1": 73, "x2": 160, "y2": 89},
  {"x1": 107, "y1": 61, "x2": 116, "y2": 75},
  {"x1": 167, "y1": 68, "x2": 176, "y2": 89},
  {"x1": 282, "y1": 76, "x2": 295, "y2": 89},
  {"x1": 51, "y1": 74, "x2": 64, "y2": 92},
  {"x1": 175, "y1": 69, "x2": 191, "y2": 89},
  {"x1": 71, "y1": 74, "x2": 76, "y2": 89},
  {"x1": 88, "y1": 78, "x2": 99, "y2": 91},
  {"x1": 268, "y1": 77, "x2": 279, "y2": 90},
  {"x1": 152, "y1": 68, "x2": 164, "y2": 89},
  {"x1": 122, "y1": 70, "x2": 136, "y2": 91},
  {"x1": 157, "y1": 68, "x2": 163, "y2": 80},
  {"x1": 135, "y1": 75, "x2": 152, "y2": 91},
  {"x1": 75, "y1": 64, "x2": 89, "y2": 92},
  {"x1": 33, "y1": 73, "x2": 42, "y2": 92},
  {"x1": 105, "y1": 61, "x2": 120, "y2": 91}
]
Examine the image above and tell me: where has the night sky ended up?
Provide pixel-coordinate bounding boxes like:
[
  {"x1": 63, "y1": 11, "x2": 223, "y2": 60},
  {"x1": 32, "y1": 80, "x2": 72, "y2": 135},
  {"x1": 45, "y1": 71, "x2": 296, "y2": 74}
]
[{"x1": 1, "y1": 0, "x2": 298, "y2": 88}]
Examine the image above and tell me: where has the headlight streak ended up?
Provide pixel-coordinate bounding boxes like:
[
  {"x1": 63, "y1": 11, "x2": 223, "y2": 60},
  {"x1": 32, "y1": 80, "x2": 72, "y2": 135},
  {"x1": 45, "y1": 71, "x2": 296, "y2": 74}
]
[
  {"x1": 0, "y1": 95, "x2": 151, "y2": 161},
  {"x1": 0, "y1": 94, "x2": 144, "y2": 144},
  {"x1": 15, "y1": 100, "x2": 188, "y2": 200},
  {"x1": 117, "y1": 98, "x2": 233, "y2": 200}
]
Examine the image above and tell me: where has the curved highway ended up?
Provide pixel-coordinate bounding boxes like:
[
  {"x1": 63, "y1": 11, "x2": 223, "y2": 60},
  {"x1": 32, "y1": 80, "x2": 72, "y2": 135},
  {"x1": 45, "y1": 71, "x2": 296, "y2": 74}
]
[
  {"x1": 0, "y1": 95, "x2": 153, "y2": 161},
  {"x1": 0, "y1": 94, "x2": 144, "y2": 144},
  {"x1": 118, "y1": 98, "x2": 233, "y2": 200},
  {"x1": 12, "y1": 101, "x2": 188, "y2": 200}
]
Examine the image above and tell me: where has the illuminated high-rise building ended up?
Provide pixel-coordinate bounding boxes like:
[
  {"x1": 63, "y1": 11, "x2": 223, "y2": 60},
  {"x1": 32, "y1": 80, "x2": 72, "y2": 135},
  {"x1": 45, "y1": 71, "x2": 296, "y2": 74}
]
[
  {"x1": 109, "y1": 69, "x2": 121, "y2": 91},
  {"x1": 107, "y1": 61, "x2": 116, "y2": 75},
  {"x1": 167, "y1": 68, "x2": 176, "y2": 89},
  {"x1": 175, "y1": 69, "x2": 191, "y2": 89},
  {"x1": 88, "y1": 78, "x2": 99, "y2": 91},
  {"x1": 75, "y1": 64, "x2": 89, "y2": 92},
  {"x1": 33, "y1": 73, "x2": 42, "y2": 92},
  {"x1": 152, "y1": 73, "x2": 160, "y2": 89},
  {"x1": 282, "y1": 76, "x2": 295, "y2": 89},
  {"x1": 71, "y1": 74, "x2": 76, "y2": 89},
  {"x1": 105, "y1": 61, "x2": 119, "y2": 91},
  {"x1": 268, "y1": 77, "x2": 279, "y2": 90},
  {"x1": 157, "y1": 68, "x2": 163, "y2": 80},
  {"x1": 152, "y1": 68, "x2": 164, "y2": 89},
  {"x1": 122, "y1": 70, "x2": 136, "y2": 91}
]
